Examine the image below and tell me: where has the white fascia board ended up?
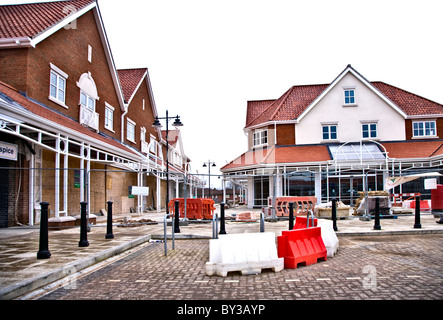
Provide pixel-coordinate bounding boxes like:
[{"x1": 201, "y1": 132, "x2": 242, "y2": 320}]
[
  {"x1": 297, "y1": 66, "x2": 408, "y2": 123},
  {"x1": 244, "y1": 120, "x2": 298, "y2": 132},
  {"x1": 93, "y1": 5, "x2": 126, "y2": 112},
  {"x1": 407, "y1": 114, "x2": 443, "y2": 119},
  {"x1": 30, "y1": 2, "x2": 97, "y2": 47},
  {"x1": 0, "y1": 37, "x2": 33, "y2": 48},
  {"x1": 145, "y1": 70, "x2": 159, "y2": 119}
]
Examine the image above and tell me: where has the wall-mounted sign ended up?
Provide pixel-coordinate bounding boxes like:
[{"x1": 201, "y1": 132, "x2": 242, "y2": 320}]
[{"x1": 0, "y1": 141, "x2": 18, "y2": 161}]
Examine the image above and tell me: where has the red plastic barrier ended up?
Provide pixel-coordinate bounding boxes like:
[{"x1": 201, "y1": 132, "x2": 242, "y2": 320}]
[
  {"x1": 293, "y1": 216, "x2": 317, "y2": 229},
  {"x1": 277, "y1": 227, "x2": 327, "y2": 269},
  {"x1": 409, "y1": 199, "x2": 431, "y2": 211}
]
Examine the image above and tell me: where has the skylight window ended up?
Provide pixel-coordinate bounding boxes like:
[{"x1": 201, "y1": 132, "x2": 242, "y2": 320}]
[{"x1": 329, "y1": 143, "x2": 386, "y2": 162}]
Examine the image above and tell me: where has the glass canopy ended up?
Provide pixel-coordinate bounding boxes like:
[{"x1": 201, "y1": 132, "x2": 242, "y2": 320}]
[{"x1": 329, "y1": 143, "x2": 386, "y2": 162}]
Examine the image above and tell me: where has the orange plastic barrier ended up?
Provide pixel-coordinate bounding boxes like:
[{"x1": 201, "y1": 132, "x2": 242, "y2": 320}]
[
  {"x1": 277, "y1": 227, "x2": 327, "y2": 269},
  {"x1": 168, "y1": 198, "x2": 215, "y2": 220},
  {"x1": 269, "y1": 196, "x2": 317, "y2": 217}
]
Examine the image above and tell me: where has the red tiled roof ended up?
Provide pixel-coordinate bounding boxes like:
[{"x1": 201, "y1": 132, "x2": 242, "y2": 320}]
[
  {"x1": 372, "y1": 82, "x2": 443, "y2": 116},
  {"x1": 382, "y1": 140, "x2": 443, "y2": 159},
  {"x1": 0, "y1": 80, "x2": 138, "y2": 157},
  {"x1": 221, "y1": 145, "x2": 331, "y2": 170},
  {"x1": 117, "y1": 68, "x2": 147, "y2": 103},
  {"x1": 245, "y1": 100, "x2": 275, "y2": 127},
  {"x1": 161, "y1": 129, "x2": 179, "y2": 147},
  {"x1": 246, "y1": 84, "x2": 329, "y2": 128},
  {"x1": 0, "y1": 0, "x2": 95, "y2": 39},
  {"x1": 245, "y1": 81, "x2": 443, "y2": 129}
]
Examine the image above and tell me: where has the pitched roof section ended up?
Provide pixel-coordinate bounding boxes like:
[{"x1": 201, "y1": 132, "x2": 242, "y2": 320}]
[
  {"x1": 221, "y1": 145, "x2": 331, "y2": 171},
  {"x1": 372, "y1": 81, "x2": 443, "y2": 116},
  {"x1": 161, "y1": 129, "x2": 180, "y2": 147},
  {"x1": 245, "y1": 67, "x2": 443, "y2": 129},
  {"x1": 383, "y1": 140, "x2": 443, "y2": 159},
  {"x1": 117, "y1": 68, "x2": 147, "y2": 104},
  {"x1": 245, "y1": 100, "x2": 275, "y2": 127},
  {"x1": 245, "y1": 84, "x2": 329, "y2": 128},
  {"x1": 0, "y1": 0, "x2": 95, "y2": 39}
]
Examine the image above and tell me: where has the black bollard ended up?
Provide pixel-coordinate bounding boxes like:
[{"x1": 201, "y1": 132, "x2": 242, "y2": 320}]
[
  {"x1": 219, "y1": 202, "x2": 227, "y2": 235},
  {"x1": 374, "y1": 197, "x2": 381, "y2": 230},
  {"x1": 174, "y1": 200, "x2": 181, "y2": 233},
  {"x1": 37, "y1": 202, "x2": 51, "y2": 259},
  {"x1": 331, "y1": 198, "x2": 338, "y2": 231},
  {"x1": 414, "y1": 195, "x2": 422, "y2": 229},
  {"x1": 260, "y1": 213, "x2": 265, "y2": 233},
  {"x1": 105, "y1": 201, "x2": 114, "y2": 239},
  {"x1": 289, "y1": 202, "x2": 294, "y2": 230},
  {"x1": 79, "y1": 202, "x2": 89, "y2": 247}
]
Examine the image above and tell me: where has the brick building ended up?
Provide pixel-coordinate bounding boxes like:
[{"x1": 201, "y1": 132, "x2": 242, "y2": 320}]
[{"x1": 0, "y1": 0, "x2": 201, "y2": 227}]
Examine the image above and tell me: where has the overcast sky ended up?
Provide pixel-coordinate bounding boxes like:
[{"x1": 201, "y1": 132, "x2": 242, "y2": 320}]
[{"x1": 4, "y1": 0, "x2": 443, "y2": 188}]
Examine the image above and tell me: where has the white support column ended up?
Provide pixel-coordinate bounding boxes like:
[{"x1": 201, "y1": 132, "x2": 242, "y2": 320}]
[
  {"x1": 55, "y1": 134, "x2": 60, "y2": 218},
  {"x1": 156, "y1": 175, "x2": 161, "y2": 212},
  {"x1": 85, "y1": 144, "x2": 91, "y2": 218},
  {"x1": 175, "y1": 178, "x2": 179, "y2": 198},
  {"x1": 80, "y1": 143, "x2": 85, "y2": 203},
  {"x1": 137, "y1": 170, "x2": 142, "y2": 215},
  {"x1": 29, "y1": 152, "x2": 35, "y2": 226},
  {"x1": 63, "y1": 138, "x2": 68, "y2": 217},
  {"x1": 247, "y1": 177, "x2": 254, "y2": 209},
  {"x1": 315, "y1": 171, "x2": 322, "y2": 204},
  {"x1": 222, "y1": 178, "x2": 226, "y2": 203}
]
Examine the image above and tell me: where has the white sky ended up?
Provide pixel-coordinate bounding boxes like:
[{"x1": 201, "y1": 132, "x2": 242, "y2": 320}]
[{"x1": 3, "y1": 0, "x2": 443, "y2": 188}]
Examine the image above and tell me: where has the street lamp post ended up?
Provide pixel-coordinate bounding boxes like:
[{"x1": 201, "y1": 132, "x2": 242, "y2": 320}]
[
  {"x1": 152, "y1": 110, "x2": 183, "y2": 215},
  {"x1": 203, "y1": 160, "x2": 216, "y2": 199}
]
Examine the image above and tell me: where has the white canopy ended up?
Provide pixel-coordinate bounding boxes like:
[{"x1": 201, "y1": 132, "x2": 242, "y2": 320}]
[{"x1": 385, "y1": 172, "x2": 442, "y2": 190}]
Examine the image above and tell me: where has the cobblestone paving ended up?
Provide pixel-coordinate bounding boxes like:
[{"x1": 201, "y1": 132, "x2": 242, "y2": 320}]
[{"x1": 39, "y1": 234, "x2": 443, "y2": 300}]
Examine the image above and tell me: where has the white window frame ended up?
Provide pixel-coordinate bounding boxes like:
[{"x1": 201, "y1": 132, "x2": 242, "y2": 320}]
[
  {"x1": 413, "y1": 120, "x2": 437, "y2": 138},
  {"x1": 140, "y1": 127, "x2": 146, "y2": 142},
  {"x1": 127, "y1": 118, "x2": 136, "y2": 143},
  {"x1": 361, "y1": 122, "x2": 378, "y2": 139},
  {"x1": 49, "y1": 63, "x2": 68, "y2": 108},
  {"x1": 322, "y1": 124, "x2": 338, "y2": 141},
  {"x1": 253, "y1": 129, "x2": 268, "y2": 147},
  {"x1": 343, "y1": 87, "x2": 356, "y2": 106},
  {"x1": 80, "y1": 91, "x2": 96, "y2": 111},
  {"x1": 104, "y1": 102, "x2": 114, "y2": 132},
  {"x1": 149, "y1": 135, "x2": 157, "y2": 154}
]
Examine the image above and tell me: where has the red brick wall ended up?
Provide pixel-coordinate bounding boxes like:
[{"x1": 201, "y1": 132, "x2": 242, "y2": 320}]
[
  {"x1": 0, "y1": 48, "x2": 29, "y2": 92},
  {"x1": 124, "y1": 78, "x2": 157, "y2": 149},
  {"x1": 276, "y1": 124, "x2": 295, "y2": 145},
  {"x1": 20, "y1": 10, "x2": 123, "y2": 142}
]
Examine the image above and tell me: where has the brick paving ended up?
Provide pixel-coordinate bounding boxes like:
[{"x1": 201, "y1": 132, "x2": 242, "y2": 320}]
[{"x1": 39, "y1": 234, "x2": 443, "y2": 300}]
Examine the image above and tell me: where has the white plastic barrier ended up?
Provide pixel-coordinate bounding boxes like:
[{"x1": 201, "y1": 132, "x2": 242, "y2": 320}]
[
  {"x1": 206, "y1": 232, "x2": 284, "y2": 277},
  {"x1": 317, "y1": 219, "x2": 339, "y2": 257}
]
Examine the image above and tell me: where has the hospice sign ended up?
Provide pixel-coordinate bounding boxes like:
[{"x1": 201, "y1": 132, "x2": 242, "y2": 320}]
[{"x1": 0, "y1": 141, "x2": 17, "y2": 161}]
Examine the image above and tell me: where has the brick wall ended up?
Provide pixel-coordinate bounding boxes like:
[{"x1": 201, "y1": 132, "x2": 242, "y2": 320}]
[{"x1": 23, "y1": 10, "x2": 123, "y2": 142}]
